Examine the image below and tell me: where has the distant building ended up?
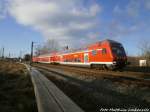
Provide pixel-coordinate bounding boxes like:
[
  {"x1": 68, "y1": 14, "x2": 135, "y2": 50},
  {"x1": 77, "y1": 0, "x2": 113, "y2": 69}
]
[
  {"x1": 128, "y1": 56, "x2": 149, "y2": 67},
  {"x1": 139, "y1": 60, "x2": 147, "y2": 67}
]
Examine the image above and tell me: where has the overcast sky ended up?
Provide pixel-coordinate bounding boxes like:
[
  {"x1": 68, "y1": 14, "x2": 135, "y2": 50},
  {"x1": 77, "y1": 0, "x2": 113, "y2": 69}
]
[{"x1": 0, "y1": 0, "x2": 150, "y2": 57}]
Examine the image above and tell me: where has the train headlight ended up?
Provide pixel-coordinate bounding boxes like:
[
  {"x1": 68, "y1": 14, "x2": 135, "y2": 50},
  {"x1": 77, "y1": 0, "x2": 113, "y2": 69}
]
[{"x1": 113, "y1": 61, "x2": 116, "y2": 65}]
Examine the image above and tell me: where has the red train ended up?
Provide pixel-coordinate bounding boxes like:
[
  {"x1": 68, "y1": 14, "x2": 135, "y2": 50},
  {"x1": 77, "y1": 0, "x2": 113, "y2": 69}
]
[{"x1": 33, "y1": 39, "x2": 127, "y2": 70}]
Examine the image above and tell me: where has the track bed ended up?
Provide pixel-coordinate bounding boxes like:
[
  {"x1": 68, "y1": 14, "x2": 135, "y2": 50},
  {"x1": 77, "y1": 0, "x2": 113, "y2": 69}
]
[
  {"x1": 33, "y1": 63, "x2": 150, "y2": 83},
  {"x1": 32, "y1": 63, "x2": 150, "y2": 112}
]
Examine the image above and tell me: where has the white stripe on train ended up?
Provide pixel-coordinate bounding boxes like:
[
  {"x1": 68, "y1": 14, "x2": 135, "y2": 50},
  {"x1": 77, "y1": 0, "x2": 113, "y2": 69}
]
[{"x1": 37, "y1": 61, "x2": 116, "y2": 65}]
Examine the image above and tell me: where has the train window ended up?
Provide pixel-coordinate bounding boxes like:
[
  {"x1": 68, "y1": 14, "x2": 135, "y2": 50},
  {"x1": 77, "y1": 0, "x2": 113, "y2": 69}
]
[
  {"x1": 92, "y1": 50, "x2": 97, "y2": 56},
  {"x1": 102, "y1": 48, "x2": 107, "y2": 55},
  {"x1": 112, "y1": 46, "x2": 125, "y2": 56},
  {"x1": 77, "y1": 58, "x2": 81, "y2": 62},
  {"x1": 74, "y1": 58, "x2": 81, "y2": 62},
  {"x1": 74, "y1": 58, "x2": 77, "y2": 62}
]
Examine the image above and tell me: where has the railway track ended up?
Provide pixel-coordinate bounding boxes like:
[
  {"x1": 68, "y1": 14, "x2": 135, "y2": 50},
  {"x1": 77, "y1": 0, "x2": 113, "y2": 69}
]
[
  {"x1": 32, "y1": 63, "x2": 150, "y2": 110},
  {"x1": 33, "y1": 63, "x2": 150, "y2": 85}
]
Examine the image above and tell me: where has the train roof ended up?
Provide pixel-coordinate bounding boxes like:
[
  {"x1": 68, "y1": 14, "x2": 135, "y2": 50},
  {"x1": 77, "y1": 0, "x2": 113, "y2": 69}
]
[
  {"x1": 103, "y1": 39, "x2": 118, "y2": 43},
  {"x1": 87, "y1": 39, "x2": 121, "y2": 49},
  {"x1": 103, "y1": 39, "x2": 121, "y2": 44}
]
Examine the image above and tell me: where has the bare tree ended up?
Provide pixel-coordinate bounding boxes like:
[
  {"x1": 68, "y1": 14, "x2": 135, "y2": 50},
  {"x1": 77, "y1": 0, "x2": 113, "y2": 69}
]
[
  {"x1": 34, "y1": 39, "x2": 60, "y2": 56},
  {"x1": 24, "y1": 54, "x2": 31, "y2": 61},
  {"x1": 45, "y1": 39, "x2": 59, "y2": 51},
  {"x1": 139, "y1": 40, "x2": 150, "y2": 61}
]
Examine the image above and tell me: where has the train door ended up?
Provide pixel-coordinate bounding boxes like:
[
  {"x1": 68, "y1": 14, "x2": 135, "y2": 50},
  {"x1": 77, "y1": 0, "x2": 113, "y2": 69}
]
[
  {"x1": 60, "y1": 55, "x2": 63, "y2": 62},
  {"x1": 84, "y1": 53, "x2": 89, "y2": 63}
]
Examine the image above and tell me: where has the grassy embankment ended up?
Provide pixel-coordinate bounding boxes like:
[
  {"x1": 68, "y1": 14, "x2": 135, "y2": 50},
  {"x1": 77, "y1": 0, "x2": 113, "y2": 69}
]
[{"x1": 0, "y1": 61, "x2": 37, "y2": 112}]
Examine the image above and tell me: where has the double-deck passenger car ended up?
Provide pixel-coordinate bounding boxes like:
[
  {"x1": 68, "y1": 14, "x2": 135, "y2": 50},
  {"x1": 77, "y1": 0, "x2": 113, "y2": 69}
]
[{"x1": 33, "y1": 39, "x2": 127, "y2": 69}]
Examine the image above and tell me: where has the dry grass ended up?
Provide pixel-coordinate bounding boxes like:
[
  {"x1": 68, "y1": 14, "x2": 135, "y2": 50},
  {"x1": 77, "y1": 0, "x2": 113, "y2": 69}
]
[{"x1": 0, "y1": 61, "x2": 37, "y2": 112}]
